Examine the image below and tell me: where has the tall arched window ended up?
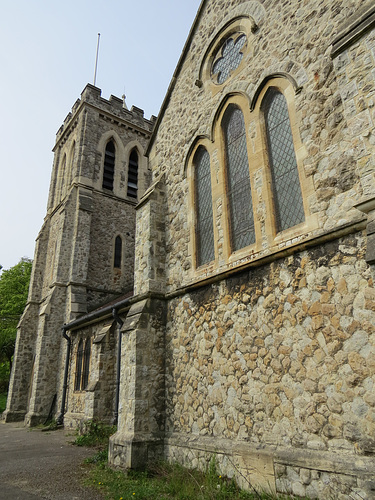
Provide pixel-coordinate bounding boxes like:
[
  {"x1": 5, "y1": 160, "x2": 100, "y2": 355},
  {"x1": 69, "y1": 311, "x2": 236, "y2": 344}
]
[
  {"x1": 68, "y1": 141, "x2": 75, "y2": 187},
  {"x1": 102, "y1": 140, "x2": 115, "y2": 190},
  {"x1": 114, "y1": 235, "x2": 122, "y2": 269},
  {"x1": 74, "y1": 339, "x2": 84, "y2": 391},
  {"x1": 194, "y1": 147, "x2": 215, "y2": 267},
  {"x1": 81, "y1": 340, "x2": 91, "y2": 390},
  {"x1": 223, "y1": 105, "x2": 255, "y2": 251},
  {"x1": 264, "y1": 90, "x2": 304, "y2": 232},
  {"x1": 56, "y1": 154, "x2": 67, "y2": 203},
  {"x1": 127, "y1": 149, "x2": 139, "y2": 198}
]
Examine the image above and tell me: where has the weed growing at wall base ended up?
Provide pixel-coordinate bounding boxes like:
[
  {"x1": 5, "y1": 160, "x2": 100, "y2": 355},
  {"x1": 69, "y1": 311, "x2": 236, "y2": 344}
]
[
  {"x1": 85, "y1": 456, "x2": 310, "y2": 500},
  {"x1": 73, "y1": 420, "x2": 116, "y2": 448}
]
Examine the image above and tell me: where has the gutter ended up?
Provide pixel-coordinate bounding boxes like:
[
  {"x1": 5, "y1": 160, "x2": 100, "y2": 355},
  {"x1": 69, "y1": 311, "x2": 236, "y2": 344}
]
[
  {"x1": 112, "y1": 308, "x2": 124, "y2": 426},
  {"x1": 56, "y1": 326, "x2": 71, "y2": 426}
]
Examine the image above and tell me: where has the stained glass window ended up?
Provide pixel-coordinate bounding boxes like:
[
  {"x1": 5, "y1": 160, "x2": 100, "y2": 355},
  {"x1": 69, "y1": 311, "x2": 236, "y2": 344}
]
[
  {"x1": 212, "y1": 34, "x2": 246, "y2": 84},
  {"x1": 223, "y1": 106, "x2": 255, "y2": 251},
  {"x1": 195, "y1": 147, "x2": 215, "y2": 266},
  {"x1": 264, "y1": 90, "x2": 305, "y2": 232},
  {"x1": 102, "y1": 140, "x2": 115, "y2": 191}
]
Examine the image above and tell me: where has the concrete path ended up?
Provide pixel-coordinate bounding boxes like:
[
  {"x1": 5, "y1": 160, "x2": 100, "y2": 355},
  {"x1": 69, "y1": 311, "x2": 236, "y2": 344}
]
[{"x1": 0, "y1": 422, "x2": 105, "y2": 499}]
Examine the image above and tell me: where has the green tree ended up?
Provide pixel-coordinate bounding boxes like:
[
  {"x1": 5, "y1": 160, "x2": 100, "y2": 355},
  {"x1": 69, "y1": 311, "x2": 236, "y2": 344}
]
[{"x1": 0, "y1": 258, "x2": 32, "y2": 377}]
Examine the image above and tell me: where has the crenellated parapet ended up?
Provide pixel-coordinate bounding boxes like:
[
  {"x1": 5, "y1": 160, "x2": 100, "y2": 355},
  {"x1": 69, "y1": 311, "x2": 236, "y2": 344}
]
[{"x1": 55, "y1": 84, "x2": 156, "y2": 146}]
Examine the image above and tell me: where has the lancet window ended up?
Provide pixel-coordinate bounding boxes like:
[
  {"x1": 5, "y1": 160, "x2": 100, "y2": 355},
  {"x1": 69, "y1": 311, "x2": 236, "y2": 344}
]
[
  {"x1": 264, "y1": 90, "x2": 304, "y2": 232},
  {"x1": 195, "y1": 147, "x2": 215, "y2": 266},
  {"x1": 222, "y1": 105, "x2": 255, "y2": 252}
]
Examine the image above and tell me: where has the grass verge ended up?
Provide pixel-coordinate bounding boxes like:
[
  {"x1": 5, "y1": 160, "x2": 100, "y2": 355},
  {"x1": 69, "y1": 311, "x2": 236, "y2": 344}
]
[
  {"x1": 76, "y1": 421, "x2": 307, "y2": 500},
  {"x1": 85, "y1": 453, "x2": 307, "y2": 500}
]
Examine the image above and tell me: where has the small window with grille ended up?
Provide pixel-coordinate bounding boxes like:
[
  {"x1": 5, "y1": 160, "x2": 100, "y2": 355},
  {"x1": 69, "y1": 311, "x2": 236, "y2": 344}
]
[
  {"x1": 263, "y1": 89, "x2": 305, "y2": 232},
  {"x1": 81, "y1": 340, "x2": 91, "y2": 390},
  {"x1": 127, "y1": 150, "x2": 138, "y2": 198},
  {"x1": 74, "y1": 338, "x2": 91, "y2": 391},
  {"x1": 74, "y1": 339, "x2": 84, "y2": 391},
  {"x1": 102, "y1": 140, "x2": 115, "y2": 191}
]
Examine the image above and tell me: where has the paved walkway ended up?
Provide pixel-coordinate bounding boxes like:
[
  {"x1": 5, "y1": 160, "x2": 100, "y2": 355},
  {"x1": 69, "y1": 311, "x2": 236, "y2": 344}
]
[{"x1": 0, "y1": 421, "x2": 105, "y2": 499}]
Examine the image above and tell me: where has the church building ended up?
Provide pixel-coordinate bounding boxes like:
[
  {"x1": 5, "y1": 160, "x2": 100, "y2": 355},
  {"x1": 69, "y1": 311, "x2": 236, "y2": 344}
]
[{"x1": 4, "y1": 1, "x2": 375, "y2": 498}]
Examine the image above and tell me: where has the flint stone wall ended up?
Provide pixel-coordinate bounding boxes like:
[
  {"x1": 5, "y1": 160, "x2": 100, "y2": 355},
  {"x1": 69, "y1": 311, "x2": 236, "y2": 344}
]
[{"x1": 164, "y1": 232, "x2": 375, "y2": 497}]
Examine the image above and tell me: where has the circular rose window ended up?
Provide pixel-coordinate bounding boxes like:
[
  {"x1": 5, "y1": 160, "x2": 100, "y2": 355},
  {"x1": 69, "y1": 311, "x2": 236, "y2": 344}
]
[{"x1": 211, "y1": 33, "x2": 247, "y2": 84}]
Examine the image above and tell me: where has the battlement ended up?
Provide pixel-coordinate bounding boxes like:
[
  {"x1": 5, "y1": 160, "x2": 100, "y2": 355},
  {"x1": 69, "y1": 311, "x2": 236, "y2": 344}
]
[{"x1": 56, "y1": 83, "x2": 157, "y2": 141}]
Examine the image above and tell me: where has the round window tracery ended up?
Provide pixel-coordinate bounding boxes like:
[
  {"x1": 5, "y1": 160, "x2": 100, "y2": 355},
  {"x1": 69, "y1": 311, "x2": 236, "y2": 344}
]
[{"x1": 211, "y1": 33, "x2": 247, "y2": 84}]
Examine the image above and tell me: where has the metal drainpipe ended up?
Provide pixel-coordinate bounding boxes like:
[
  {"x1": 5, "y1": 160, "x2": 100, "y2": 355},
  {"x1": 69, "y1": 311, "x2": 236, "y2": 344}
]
[
  {"x1": 56, "y1": 326, "x2": 71, "y2": 426},
  {"x1": 112, "y1": 308, "x2": 124, "y2": 426}
]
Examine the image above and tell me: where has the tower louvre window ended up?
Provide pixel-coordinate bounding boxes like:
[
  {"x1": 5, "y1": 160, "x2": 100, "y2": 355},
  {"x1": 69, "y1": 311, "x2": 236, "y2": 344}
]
[
  {"x1": 127, "y1": 150, "x2": 139, "y2": 198},
  {"x1": 102, "y1": 140, "x2": 115, "y2": 191},
  {"x1": 114, "y1": 235, "x2": 122, "y2": 269},
  {"x1": 223, "y1": 105, "x2": 255, "y2": 251},
  {"x1": 195, "y1": 147, "x2": 215, "y2": 267},
  {"x1": 264, "y1": 90, "x2": 304, "y2": 232}
]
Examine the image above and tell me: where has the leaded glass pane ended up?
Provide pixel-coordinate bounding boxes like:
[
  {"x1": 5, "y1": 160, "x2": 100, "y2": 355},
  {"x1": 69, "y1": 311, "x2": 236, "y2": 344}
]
[
  {"x1": 195, "y1": 148, "x2": 215, "y2": 266},
  {"x1": 212, "y1": 34, "x2": 246, "y2": 84},
  {"x1": 264, "y1": 91, "x2": 305, "y2": 232},
  {"x1": 223, "y1": 106, "x2": 255, "y2": 251}
]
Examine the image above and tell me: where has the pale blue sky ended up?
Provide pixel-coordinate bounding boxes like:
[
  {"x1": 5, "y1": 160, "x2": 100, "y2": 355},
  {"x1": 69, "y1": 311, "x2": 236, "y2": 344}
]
[{"x1": 0, "y1": 0, "x2": 201, "y2": 271}]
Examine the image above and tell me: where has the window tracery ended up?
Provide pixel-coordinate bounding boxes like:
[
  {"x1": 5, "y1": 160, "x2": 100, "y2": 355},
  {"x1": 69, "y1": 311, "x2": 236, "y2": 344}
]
[{"x1": 211, "y1": 34, "x2": 247, "y2": 84}]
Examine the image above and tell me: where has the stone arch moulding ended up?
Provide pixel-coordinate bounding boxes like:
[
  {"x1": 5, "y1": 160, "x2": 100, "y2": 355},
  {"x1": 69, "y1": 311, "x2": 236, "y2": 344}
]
[
  {"x1": 97, "y1": 130, "x2": 125, "y2": 158},
  {"x1": 209, "y1": 91, "x2": 252, "y2": 141},
  {"x1": 248, "y1": 68, "x2": 308, "y2": 110},
  {"x1": 197, "y1": 1, "x2": 266, "y2": 85},
  {"x1": 123, "y1": 139, "x2": 145, "y2": 159},
  {"x1": 183, "y1": 134, "x2": 212, "y2": 178}
]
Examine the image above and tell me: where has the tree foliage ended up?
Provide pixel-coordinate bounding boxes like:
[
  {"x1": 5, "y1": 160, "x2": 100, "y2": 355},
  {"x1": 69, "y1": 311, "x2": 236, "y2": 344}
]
[{"x1": 0, "y1": 258, "x2": 32, "y2": 373}]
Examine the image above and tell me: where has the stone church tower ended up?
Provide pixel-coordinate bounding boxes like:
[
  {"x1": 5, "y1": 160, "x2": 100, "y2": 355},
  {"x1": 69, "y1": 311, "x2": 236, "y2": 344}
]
[{"x1": 4, "y1": 84, "x2": 154, "y2": 425}]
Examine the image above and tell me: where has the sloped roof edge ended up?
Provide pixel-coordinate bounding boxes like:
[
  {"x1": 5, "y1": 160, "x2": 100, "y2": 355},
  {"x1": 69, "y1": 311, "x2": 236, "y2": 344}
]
[{"x1": 146, "y1": 0, "x2": 207, "y2": 155}]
